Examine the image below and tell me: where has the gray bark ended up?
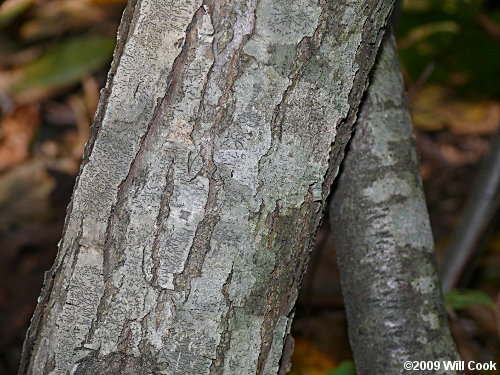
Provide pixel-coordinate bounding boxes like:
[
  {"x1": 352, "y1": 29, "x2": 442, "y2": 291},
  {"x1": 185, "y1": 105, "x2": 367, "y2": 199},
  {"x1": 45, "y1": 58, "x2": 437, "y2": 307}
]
[
  {"x1": 19, "y1": 0, "x2": 395, "y2": 374},
  {"x1": 329, "y1": 31, "x2": 460, "y2": 375}
]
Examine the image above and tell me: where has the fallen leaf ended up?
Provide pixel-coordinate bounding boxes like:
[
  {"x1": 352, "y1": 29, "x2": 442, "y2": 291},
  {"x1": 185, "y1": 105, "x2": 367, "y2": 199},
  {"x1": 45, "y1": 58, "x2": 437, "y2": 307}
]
[
  {"x1": 0, "y1": 104, "x2": 39, "y2": 172},
  {"x1": 411, "y1": 85, "x2": 500, "y2": 135},
  {"x1": 0, "y1": 0, "x2": 33, "y2": 28},
  {"x1": 0, "y1": 160, "x2": 55, "y2": 232},
  {"x1": 288, "y1": 338, "x2": 336, "y2": 375},
  {"x1": 446, "y1": 101, "x2": 500, "y2": 135},
  {"x1": 19, "y1": 0, "x2": 109, "y2": 40}
]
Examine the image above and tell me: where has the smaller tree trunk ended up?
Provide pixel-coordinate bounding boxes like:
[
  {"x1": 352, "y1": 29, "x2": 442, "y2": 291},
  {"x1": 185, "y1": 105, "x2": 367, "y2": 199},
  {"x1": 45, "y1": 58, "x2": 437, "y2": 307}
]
[{"x1": 329, "y1": 30, "x2": 460, "y2": 375}]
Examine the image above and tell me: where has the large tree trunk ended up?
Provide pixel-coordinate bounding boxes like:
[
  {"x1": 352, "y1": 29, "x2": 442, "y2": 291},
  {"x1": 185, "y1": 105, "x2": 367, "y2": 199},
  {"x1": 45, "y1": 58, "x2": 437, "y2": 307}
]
[
  {"x1": 330, "y1": 31, "x2": 460, "y2": 375},
  {"x1": 19, "y1": 0, "x2": 394, "y2": 374}
]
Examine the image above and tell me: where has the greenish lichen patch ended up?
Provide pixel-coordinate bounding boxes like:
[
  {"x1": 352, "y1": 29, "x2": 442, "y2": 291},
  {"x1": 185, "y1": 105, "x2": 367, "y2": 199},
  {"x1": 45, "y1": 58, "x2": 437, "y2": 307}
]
[{"x1": 266, "y1": 44, "x2": 297, "y2": 76}]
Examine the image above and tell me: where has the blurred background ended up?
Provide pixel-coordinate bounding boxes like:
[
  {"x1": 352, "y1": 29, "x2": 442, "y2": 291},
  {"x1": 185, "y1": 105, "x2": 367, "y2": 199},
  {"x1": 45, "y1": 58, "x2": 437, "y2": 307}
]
[{"x1": 0, "y1": 0, "x2": 498, "y2": 374}]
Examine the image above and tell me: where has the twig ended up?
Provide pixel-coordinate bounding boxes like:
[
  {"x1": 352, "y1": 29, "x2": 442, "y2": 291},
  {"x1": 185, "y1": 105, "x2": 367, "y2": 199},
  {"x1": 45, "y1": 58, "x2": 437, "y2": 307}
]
[{"x1": 440, "y1": 128, "x2": 500, "y2": 291}]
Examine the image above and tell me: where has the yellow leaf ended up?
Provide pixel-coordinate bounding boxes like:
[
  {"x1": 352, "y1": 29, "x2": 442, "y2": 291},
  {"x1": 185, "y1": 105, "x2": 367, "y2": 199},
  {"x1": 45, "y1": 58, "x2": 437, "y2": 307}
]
[
  {"x1": 411, "y1": 85, "x2": 500, "y2": 134},
  {"x1": 446, "y1": 101, "x2": 500, "y2": 135},
  {"x1": 288, "y1": 338, "x2": 336, "y2": 375}
]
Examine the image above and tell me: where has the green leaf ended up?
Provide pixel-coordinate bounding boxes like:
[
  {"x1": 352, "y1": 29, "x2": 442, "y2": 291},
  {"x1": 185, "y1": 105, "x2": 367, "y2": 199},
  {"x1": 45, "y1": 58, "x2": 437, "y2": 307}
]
[
  {"x1": 444, "y1": 289, "x2": 494, "y2": 310},
  {"x1": 0, "y1": 0, "x2": 33, "y2": 28},
  {"x1": 14, "y1": 34, "x2": 115, "y2": 93},
  {"x1": 326, "y1": 360, "x2": 356, "y2": 375},
  {"x1": 398, "y1": 0, "x2": 500, "y2": 98}
]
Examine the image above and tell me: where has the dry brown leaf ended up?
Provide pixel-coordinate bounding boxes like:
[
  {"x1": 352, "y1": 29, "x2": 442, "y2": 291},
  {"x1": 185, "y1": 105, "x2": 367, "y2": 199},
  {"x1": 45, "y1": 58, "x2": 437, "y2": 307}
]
[
  {"x1": 19, "y1": 0, "x2": 108, "y2": 40},
  {"x1": 411, "y1": 85, "x2": 500, "y2": 135},
  {"x1": 0, "y1": 104, "x2": 39, "y2": 172},
  {"x1": 0, "y1": 160, "x2": 55, "y2": 231},
  {"x1": 0, "y1": 0, "x2": 33, "y2": 27},
  {"x1": 13, "y1": 85, "x2": 70, "y2": 104},
  {"x1": 465, "y1": 305, "x2": 498, "y2": 338}
]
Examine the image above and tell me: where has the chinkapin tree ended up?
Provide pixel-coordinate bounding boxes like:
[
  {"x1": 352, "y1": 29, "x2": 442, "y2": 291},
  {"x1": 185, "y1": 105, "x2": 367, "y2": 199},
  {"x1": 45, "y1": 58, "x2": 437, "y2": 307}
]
[{"x1": 19, "y1": 0, "x2": 459, "y2": 374}]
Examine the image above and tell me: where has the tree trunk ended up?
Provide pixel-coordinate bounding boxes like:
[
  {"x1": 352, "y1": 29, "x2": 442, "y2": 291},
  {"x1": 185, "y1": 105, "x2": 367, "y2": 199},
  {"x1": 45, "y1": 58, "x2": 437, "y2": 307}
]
[
  {"x1": 19, "y1": 0, "x2": 394, "y2": 374},
  {"x1": 330, "y1": 30, "x2": 460, "y2": 375}
]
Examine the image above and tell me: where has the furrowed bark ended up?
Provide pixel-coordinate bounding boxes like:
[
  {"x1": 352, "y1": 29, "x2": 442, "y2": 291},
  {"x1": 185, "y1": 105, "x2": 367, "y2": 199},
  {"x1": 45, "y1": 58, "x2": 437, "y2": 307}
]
[
  {"x1": 19, "y1": 1, "x2": 395, "y2": 374},
  {"x1": 329, "y1": 31, "x2": 460, "y2": 375}
]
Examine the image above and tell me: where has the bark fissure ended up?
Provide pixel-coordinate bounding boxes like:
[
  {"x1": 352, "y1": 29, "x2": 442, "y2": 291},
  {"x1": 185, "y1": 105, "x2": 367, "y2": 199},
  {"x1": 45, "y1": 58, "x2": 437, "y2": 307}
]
[
  {"x1": 173, "y1": 174, "x2": 220, "y2": 293},
  {"x1": 209, "y1": 268, "x2": 234, "y2": 375},
  {"x1": 210, "y1": 0, "x2": 260, "y2": 133},
  {"x1": 110, "y1": 2, "x2": 207, "y2": 217},
  {"x1": 151, "y1": 162, "x2": 176, "y2": 286}
]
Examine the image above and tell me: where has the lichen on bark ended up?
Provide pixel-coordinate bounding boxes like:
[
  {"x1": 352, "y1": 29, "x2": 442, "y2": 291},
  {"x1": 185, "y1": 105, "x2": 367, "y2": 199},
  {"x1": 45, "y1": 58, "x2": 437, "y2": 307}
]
[
  {"x1": 329, "y1": 31, "x2": 460, "y2": 375},
  {"x1": 20, "y1": 1, "x2": 395, "y2": 374}
]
